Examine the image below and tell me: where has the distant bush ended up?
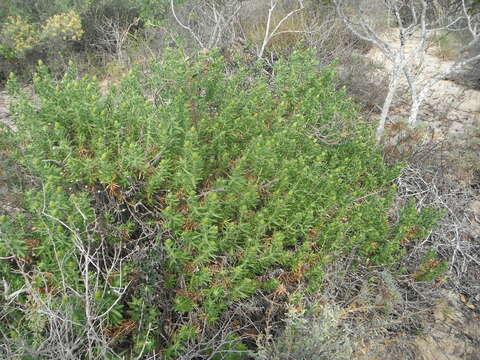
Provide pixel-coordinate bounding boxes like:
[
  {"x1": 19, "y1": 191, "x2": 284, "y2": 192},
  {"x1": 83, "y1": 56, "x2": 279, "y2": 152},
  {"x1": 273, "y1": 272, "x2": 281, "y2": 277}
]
[
  {"x1": 1, "y1": 49, "x2": 439, "y2": 358},
  {"x1": 0, "y1": 0, "x2": 186, "y2": 83},
  {"x1": 455, "y1": 39, "x2": 480, "y2": 90},
  {"x1": 0, "y1": 16, "x2": 39, "y2": 60},
  {"x1": 430, "y1": 28, "x2": 480, "y2": 89},
  {"x1": 0, "y1": 11, "x2": 84, "y2": 55},
  {"x1": 0, "y1": 2, "x2": 87, "y2": 82}
]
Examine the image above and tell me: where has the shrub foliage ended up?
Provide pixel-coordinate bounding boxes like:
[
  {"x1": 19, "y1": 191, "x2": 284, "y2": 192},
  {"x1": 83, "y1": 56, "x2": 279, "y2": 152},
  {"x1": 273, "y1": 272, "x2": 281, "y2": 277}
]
[{"x1": 1, "y1": 50, "x2": 438, "y2": 358}]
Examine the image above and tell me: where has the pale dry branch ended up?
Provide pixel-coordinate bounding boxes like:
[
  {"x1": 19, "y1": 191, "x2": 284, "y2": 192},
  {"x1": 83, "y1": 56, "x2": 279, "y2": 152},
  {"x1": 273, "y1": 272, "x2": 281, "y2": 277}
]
[
  {"x1": 170, "y1": 0, "x2": 205, "y2": 48},
  {"x1": 95, "y1": 16, "x2": 140, "y2": 64},
  {"x1": 170, "y1": 0, "x2": 242, "y2": 51},
  {"x1": 257, "y1": 0, "x2": 305, "y2": 58}
]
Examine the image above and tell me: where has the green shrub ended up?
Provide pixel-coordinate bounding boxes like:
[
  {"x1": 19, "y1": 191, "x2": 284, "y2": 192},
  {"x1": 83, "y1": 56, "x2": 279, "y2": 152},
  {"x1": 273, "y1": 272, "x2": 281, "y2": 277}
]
[
  {"x1": 0, "y1": 10, "x2": 84, "y2": 58},
  {"x1": 0, "y1": 4, "x2": 88, "y2": 83},
  {"x1": 1, "y1": 49, "x2": 439, "y2": 358},
  {"x1": 413, "y1": 248, "x2": 448, "y2": 282}
]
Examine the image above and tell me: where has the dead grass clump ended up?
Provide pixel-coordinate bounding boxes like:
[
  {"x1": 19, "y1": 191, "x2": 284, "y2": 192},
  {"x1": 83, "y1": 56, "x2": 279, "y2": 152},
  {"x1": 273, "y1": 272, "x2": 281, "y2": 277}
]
[{"x1": 394, "y1": 161, "x2": 480, "y2": 299}]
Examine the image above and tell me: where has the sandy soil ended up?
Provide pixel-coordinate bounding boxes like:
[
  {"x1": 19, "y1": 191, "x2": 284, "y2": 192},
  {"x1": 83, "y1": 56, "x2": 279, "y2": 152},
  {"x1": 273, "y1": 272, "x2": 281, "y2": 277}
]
[{"x1": 0, "y1": 90, "x2": 22, "y2": 216}]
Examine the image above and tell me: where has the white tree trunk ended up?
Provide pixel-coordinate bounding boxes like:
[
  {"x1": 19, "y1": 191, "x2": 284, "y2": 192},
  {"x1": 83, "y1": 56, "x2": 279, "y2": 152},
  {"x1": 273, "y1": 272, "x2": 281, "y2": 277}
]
[
  {"x1": 377, "y1": 63, "x2": 402, "y2": 144},
  {"x1": 408, "y1": 85, "x2": 432, "y2": 124}
]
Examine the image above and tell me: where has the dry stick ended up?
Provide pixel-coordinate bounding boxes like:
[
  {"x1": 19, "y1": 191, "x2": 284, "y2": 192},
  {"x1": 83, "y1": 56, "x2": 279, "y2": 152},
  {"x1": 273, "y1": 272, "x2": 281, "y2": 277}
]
[
  {"x1": 398, "y1": 163, "x2": 480, "y2": 280},
  {"x1": 170, "y1": 0, "x2": 205, "y2": 48},
  {"x1": 258, "y1": 0, "x2": 305, "y2": 58},
  {"x1": 171, "y1": 0, "x2": 242, "y2": 50},
  {"x1": 206, "y1": 2, "x2": 242, "y2": 49},
  {"x1": 38, "y1": 184, "x2": 133, "y2": 358}
]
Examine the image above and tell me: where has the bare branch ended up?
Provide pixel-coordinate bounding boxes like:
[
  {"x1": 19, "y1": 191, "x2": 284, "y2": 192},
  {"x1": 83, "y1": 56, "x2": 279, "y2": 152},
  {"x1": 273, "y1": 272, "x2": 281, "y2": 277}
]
[
  {"x1": 170, "y1": 0, "x2": 206, "y2": 48},
  {"x1": 257, "y1": 0, "x2": 305, "y2": 58}
]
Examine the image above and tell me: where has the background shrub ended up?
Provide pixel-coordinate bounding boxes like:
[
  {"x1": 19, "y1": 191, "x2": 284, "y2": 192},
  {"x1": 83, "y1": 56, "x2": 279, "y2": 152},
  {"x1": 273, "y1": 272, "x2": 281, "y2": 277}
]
[{"x1": 0, "y1": 0, "x2": 187, "y2": 83}]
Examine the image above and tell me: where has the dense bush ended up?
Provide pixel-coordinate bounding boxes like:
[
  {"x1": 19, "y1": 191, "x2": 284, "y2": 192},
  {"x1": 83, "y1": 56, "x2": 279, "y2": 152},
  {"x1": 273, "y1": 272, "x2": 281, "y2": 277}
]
[{"x1": 1, "y1": 49, "x2": 439, "y2": 358}]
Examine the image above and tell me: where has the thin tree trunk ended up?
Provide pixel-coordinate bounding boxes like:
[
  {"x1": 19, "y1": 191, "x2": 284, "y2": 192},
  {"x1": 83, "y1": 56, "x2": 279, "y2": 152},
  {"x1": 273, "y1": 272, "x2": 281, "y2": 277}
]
[
  {"x1": 408, "y1": 76, "x2": 442, "y2": 124},
  {"x1": 376, "y1": 66, "x2": 401, "y2": 144},
  {"x1": 408, "y1": 94, "x2": 424, "y2": 125}
]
